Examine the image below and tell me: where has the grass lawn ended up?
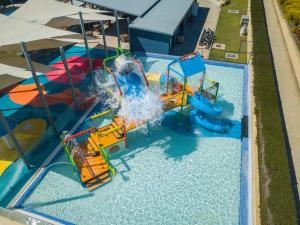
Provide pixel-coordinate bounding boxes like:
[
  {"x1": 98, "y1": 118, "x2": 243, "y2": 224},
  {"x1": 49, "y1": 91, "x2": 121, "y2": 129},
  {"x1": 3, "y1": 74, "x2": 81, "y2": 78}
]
[{"x1": 209, "y1": 0, "x2": 248, "y2": 64}]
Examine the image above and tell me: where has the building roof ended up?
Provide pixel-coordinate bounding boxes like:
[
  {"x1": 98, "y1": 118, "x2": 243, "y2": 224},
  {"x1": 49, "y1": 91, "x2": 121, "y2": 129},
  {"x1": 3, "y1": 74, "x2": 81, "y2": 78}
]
[
  {"x1": 129, "y1": 0, "x2": 194, "y2": 36},
  {"x1": 12, "y1": 0, "x2": 114, "y2": 25},
  {"x1": 77, "y1": 0, "x2": 159, "y2": 16}
]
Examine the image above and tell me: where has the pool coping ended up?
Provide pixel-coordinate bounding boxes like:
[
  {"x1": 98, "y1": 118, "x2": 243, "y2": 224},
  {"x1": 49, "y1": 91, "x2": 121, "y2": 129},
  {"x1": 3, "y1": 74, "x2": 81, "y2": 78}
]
[{"x1": 9, "y1": 53, "x2": 252, "y2": 225}]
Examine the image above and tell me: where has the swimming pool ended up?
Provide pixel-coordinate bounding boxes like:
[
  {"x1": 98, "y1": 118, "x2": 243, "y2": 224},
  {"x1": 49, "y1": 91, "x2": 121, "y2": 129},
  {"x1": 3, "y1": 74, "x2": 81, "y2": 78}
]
[{"x1": 13, "y1": 54, "x2": 250, "y2": 225}]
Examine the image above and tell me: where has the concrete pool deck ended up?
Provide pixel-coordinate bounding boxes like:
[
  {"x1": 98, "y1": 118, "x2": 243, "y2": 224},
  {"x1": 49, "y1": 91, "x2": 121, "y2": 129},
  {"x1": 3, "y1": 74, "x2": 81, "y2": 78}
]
[
  {"x1": 0, "y1": 215, "x2": 23, "y2": 225},
  {"x1": 195, "y1": 0, "x2": 221, "y2": 59}
]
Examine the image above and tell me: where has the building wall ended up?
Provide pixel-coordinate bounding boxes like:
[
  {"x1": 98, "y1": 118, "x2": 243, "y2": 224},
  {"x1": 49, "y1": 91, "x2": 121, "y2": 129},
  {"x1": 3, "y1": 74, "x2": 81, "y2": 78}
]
[
  {"x1": 170, "y1": 5, "x2": 193, "y2": 50},
  {"x1": 129, "y1": 28, "x2": 171, "y2": 54},
  {"x1": 129, "y1": 1, "x2": 194, "y2": 54}
]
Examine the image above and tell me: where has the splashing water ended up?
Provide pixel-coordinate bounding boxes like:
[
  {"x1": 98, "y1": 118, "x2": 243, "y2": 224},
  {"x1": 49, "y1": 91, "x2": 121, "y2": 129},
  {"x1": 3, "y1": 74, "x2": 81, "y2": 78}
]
[
  {"x1": 63, "y1": 132, "x2": 86, "y2": 160},
  {"x1": 93, "y1": 55, "x2": 164, "y2": 133},
  {"x1": 115, "y1": 55, "x2": 164, "y2": 130},
  {"x1": 115, "y1": 54, "x2": 135, "y2": 76},
  {"x1": 118, "y1": 88, "x2": 163, "y2": 130}
]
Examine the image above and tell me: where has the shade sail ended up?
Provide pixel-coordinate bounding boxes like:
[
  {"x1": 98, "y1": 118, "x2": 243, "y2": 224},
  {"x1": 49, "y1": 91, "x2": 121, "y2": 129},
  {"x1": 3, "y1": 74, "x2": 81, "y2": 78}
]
[
  {"x1": 0, "y1": 64, "x2": 34, "y2": 79},
  {"x1": 0, "y1": 64, "x2": 43, "y2": 89},
  {"x1": 12, "y1": 0, "x2": 114, "y2": 25},
  {"x1": 0, "y1": 14, "x2": 77, "y2": 46}
]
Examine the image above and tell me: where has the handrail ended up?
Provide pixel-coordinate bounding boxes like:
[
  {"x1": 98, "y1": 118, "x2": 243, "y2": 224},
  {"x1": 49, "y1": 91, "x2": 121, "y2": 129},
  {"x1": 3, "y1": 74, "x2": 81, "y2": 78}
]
[
  {"x1": 62, "y1": 141, "x2": 77, "y2": 168},
  {"x1": 64, "y1": 127, "x2": 95, "y2": 143},
  {"x1": 103, "y1": 48, "x2": 131, "y2": 67},
  {"x1": 99, "y1": 145, "x2": 116, "y2": 176},
  {"x1": 62, "y1": 139, "x2": 93, "y2": 186},
  {"x1": 133, "y1": 59, "x2": 149, "y2": 87},
  {"x1": 90, "y1": 109, "x2": 112, "y2": 120},
  {"x1": 123, "y1": 124, "x2": 128, "y2": 148},
  {"x1": 180, "y1": 52, "x2": 197, "y2": 61},
  {"x1": 162, "y1": 91, "x2": 189, "y2": 101},
  {"x1": 180, "y1": 78, "x2": 187, "y2": 115},
  {"x1": 166, "y1": 58, "x2": 181, "y2": 94},
  {"x1": 105, "y1": 66, "x2": 123, "y2": 95},
  {"x1": 98, "y1": 126, "x2": 122, "y2": 137}
]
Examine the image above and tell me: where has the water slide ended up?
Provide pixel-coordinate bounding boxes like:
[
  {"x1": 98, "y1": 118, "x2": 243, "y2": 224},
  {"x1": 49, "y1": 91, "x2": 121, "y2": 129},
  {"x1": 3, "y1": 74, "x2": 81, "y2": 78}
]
[
  {"x1": 107, "y1": 54, "x2": 148, "y2": 97},
  {"x1": 188, "y1": 92, "x2": 229, "y2": 133},
  {"x1": 117, "y1": 72, "x2": 144, "y2": 96}
]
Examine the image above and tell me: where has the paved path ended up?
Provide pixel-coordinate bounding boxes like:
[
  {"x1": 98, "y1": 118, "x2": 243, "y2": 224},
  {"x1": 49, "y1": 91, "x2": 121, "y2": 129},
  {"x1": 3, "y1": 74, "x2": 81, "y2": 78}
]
[
  {"x1": 264, "y1": 0, "x2": 300, "y2": 197},
  {"x1": 0, "y1": 215, "x2": 23, "y2": 225},
  {"x1": 196, "y1": 0, "x2": 221, "y2": 58}
]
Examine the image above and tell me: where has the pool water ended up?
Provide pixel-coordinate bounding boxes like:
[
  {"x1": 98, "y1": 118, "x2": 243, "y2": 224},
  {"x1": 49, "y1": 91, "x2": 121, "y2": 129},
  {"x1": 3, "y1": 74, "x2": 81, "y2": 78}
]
[{"x1": 21, "y1": 56, "x2": 246, "y2": 225}]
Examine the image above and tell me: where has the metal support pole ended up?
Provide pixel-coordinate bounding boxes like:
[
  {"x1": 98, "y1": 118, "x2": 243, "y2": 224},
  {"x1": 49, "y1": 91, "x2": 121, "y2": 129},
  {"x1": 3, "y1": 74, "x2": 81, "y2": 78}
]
[
  {"x1": 59, "y1": 47, "x2": 79, "y2": 108},
  {"x1": 100, "y1": 20, "x2": 108, "y2": 57},
  {"x1": 127, "y1": 17, "x2": 130, "y2": 26},
  {"x1": 0, "y1": 110, "x2": 30, "y2": 168},
  {"x1": 179, "y1": 78, "x2": 187, "y2": 124},
  {"x1": 79, "y1": 11, "x2": 94, "y2": 74},
  {"x1": 115, "y1": 11, "x2": 121, "y2": 48},
  {"x1": 20, "y1": 42, "x2": 58, "y2": 137},
  {"x1": 127, "y1": 17, "x2": 131, "y2": 45}
]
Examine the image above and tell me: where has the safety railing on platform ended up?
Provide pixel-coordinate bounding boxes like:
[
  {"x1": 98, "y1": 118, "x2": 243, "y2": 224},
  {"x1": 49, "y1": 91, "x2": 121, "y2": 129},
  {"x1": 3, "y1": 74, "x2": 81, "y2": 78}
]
[{"x1": 99, "y1": 145, "x2": 116, "y2": 176}]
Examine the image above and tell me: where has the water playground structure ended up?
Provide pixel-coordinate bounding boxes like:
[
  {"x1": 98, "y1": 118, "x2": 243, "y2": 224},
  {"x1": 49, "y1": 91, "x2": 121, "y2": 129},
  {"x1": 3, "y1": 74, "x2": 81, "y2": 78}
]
[{"x1": 62, "y1": 51, "x2": 231, "y2": 190}]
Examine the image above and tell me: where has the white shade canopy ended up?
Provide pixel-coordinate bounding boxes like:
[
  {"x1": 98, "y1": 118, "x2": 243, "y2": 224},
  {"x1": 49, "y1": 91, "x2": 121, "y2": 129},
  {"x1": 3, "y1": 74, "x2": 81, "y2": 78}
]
[
  {"x1": 12, "y1": 0, "x2": 114, "y2": 25},
  {"x1": 0, "y1": 63, "x2": 43, "y2": 89},
  {"x1": 0, "y1": 14, "x2": 77, "y2": 46},
  {"x1": 0, "y1": 63, "x2": 38, "y2": 79}
]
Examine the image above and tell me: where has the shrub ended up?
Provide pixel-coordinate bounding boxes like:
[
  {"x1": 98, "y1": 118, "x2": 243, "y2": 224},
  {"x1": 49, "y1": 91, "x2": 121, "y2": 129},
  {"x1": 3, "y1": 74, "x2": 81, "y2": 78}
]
[{"x1": 280, "y1": 0, "x2": 300, "y2": 27}]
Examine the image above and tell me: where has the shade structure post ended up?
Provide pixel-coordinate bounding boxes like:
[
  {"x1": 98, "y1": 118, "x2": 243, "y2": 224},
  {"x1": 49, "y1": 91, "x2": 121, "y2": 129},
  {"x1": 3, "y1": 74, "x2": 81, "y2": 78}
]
[
  {"x1": 179, "y1": 78, "x2": 187, "y2": 124},
  {"x1": 20, "y1": 42, "x2": 58, "y2": 137},
  {"x1": 0, "y1": 110, "x2": 30, "y2": 168},
  {"x1": 127, "y1": 17, "x2": 131, "y2": 43},
  {"x1": 100, "y1": 20, "x2": 108, "y2": 57},
  {"x1": 115, "y1": 11, "x2": 121, "y2": 48},
  {"x1": 79, "y1": 11, "x2": 94, "y2": 74},
  {"x1": 127, "y1": 17, "x2": 131, "y2": 26},
  {"x1": 59, "y1": 47, "x2": 79, "y2": 108}
]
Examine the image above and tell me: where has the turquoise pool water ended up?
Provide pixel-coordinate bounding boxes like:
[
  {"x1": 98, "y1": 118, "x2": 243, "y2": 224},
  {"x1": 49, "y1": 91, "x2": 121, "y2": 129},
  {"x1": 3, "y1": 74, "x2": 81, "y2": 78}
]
[{"x1": 20, "y1": 57, "x2": 246, "y2": 225}]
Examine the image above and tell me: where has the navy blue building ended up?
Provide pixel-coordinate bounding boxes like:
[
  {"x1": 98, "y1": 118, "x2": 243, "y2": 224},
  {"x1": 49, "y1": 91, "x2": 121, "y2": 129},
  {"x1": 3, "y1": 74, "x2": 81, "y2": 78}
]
[
  {"x1": 79, "y1": 0, "x2": 197, "y2": 54},
  {"x1": 129, "y1": 0, "x2": 195, "y2": 54}
]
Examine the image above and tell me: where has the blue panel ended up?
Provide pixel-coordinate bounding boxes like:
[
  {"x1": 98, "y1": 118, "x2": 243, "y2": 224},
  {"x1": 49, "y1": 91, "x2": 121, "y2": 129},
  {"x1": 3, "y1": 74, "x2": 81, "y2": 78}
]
[{"x1": 179, "y1": 53, "x2": 206, "y2": 77}]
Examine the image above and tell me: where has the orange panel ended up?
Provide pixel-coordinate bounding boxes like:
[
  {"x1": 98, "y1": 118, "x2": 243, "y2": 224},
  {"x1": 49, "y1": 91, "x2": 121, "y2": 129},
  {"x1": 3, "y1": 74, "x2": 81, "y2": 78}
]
[{"x1": 74, "y1": 142, "x2": 110, "y2": 189}]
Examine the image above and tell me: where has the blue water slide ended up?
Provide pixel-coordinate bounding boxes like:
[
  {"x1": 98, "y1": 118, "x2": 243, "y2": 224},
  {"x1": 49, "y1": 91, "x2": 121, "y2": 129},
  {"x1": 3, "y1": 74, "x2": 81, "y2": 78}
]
[
  {"x1": 188, "y1": 92, "x2": 229, "y2": 133},
  {"x1": 190, "y1": 109, "x2": 228, "y2": 133},
  {"x1": 117, "y1": 72, "x2": 144, "y2": 96},
  {"x1": 188, "y1": 92, "x2": 222, "y2": 116}
]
